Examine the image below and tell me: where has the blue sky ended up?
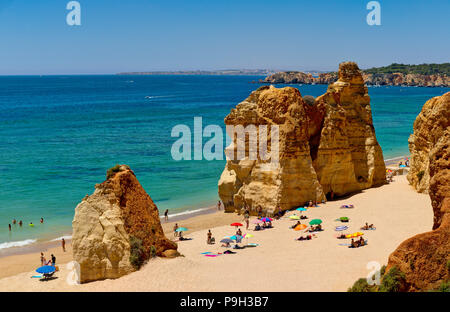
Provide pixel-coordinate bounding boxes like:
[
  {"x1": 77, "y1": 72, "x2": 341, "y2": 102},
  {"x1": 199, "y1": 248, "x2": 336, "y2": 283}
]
[{"x1": 0, "y1": 0, "x2": 449, "y2": 74}]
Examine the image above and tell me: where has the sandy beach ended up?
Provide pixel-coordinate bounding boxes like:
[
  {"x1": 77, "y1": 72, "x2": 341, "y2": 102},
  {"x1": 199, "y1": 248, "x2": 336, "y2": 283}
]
[{"x1": 0, "y1": 173, "x2": 432, "y2": 292}]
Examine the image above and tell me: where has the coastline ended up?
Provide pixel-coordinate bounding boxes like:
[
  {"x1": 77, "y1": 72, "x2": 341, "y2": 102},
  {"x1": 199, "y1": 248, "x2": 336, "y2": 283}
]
[
  {"x1": 0, "y1": 174, "x2": 431, "y2": 291},
  {"x1": 0, "y1": 155, "x2": 410, "y2": 260}
]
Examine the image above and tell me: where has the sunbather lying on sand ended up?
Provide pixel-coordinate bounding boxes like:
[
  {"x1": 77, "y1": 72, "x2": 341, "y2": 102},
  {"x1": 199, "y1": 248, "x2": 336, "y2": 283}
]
[
  {"x1": 297, "y1": 234, "x2": 313, "y2": 241},
  {"x1": 308, "y1": 224, "x2": 323, "y2": 232},
  {"x1": 254, "y1": 224, "x2": 262, "y2": 231},
  {"x1": 300, "y1": 215, "x2": 308, "y2": 219},
  {"x1": 340, "y1": 204, "x2": 354, "y2": 209},
  {"x1": 291, "y1": 221, "x2": 301, "y2": 229},
  {"x1": 361, "y1": 222, "x2": 375, "y2": 230},
  {"x1": 221, "y1": 242, "x2": 231, "y2": 247}
]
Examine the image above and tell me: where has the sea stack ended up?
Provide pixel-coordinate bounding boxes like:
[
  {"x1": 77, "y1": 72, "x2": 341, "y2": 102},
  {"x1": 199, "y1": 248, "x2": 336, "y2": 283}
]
[
  {"x1": 386, "y1": 102, "x2": 449, "y2": 290},
  {"x1": 218, "y1": 62, "x2": 386, "y2": 214},
  {"x1": 72, "y1": 165, "x2": 177, "y2": 283},
  {"x1": 407, "y1": 92, "x2": 450, "y2": 193}
]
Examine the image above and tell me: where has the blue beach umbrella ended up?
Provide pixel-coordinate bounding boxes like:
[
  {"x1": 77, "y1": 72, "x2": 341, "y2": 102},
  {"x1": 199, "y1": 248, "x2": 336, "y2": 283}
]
[
  {"x1": 175, "y1": 227, "x2": 188, "y2": 232},
  {"x1": 36, "y1": 266, "x2": 55, "y2": 274},
  {"x1": 229, "y1": 235, "x2": 242, "y2": 241},
  {"x1": 296, "y1": 208, "x2": 307, "y2": 212}
]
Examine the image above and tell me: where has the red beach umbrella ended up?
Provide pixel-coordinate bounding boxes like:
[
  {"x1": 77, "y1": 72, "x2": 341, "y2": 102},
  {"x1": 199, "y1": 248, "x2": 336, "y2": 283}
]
[{"x1": 231, "y1": 222, "x2": 243, "y2": 227}]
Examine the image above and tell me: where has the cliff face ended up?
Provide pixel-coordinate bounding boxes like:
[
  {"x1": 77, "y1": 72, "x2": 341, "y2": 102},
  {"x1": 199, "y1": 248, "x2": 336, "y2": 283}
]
[
  {"x1": 263, "y1": 71, "x2": 450, "y2": 87},
  {"x1": 386, "y1": 129, "x2": 450, "y2": 291},
  {"x1": 72, "y1": 165, "x2": 177, "y2": 283},
  {"x1": 219, "y1": 62, "x2": 386, "y2": 214},
  {"x1": 407, "y1": 92, "x2": 450, "y2": 193}
]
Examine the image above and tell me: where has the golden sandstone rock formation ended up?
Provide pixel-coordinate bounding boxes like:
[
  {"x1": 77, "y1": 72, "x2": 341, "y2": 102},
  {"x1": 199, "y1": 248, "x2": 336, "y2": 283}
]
[
  {"x1": 218, "y1": 62, "x2": 386, "y2": 214},
  {"x1": 72, "y1": 165, "x2": 176, "y2": 283},
  {"x1": 387, "y1": 109, "x2": 449, "y2": 291},
  {"x1": 407, "y1": 92, "x2": 450, "y2": 193}
]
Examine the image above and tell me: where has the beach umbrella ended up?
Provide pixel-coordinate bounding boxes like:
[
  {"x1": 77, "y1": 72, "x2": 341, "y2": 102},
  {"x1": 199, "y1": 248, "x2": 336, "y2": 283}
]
[
  {"x1": 243, "y1": 233, "x2": 254, "y2": 238},
  {"x1": 220, "y1": 238, "x2": 233, "y2": 243},
  {"x1": 296, "y1": 208, "x2": 307, "y2": 212},
  {"x1": 230, "y1": 222, "x2": 243, "y2": 227},
  {"x1": 252, "y1": 219, "x2": 263, "y2": 224},
  {"x1": 309, "y1": 219, "x2": 322, "y2": 225},
  {"x1": 36, "y1": 266, "x2": 56, "y2": 274},
  {"x1": 260, "y1": 217, "x2": 272, "y2": 222},
  {"x1": 229, "y1": 235, "x2": 242, "y2": 241},
  {"x1": 294, "y1": 224, "x2": 307, "y2": 231},
  {"x1": 289, "y1": 215, "x2": 300, "y2": 220},
  {"x1": 346, "y1": 232, "x2": 364, "y2": 238},
  {"x1": 175, "y1": 227, "x2": 188, "y2": 232}
]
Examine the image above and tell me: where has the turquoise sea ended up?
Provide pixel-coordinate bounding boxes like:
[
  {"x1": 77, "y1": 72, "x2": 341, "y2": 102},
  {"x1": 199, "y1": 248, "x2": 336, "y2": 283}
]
[{"x1": 0, "y1": 75, "x2": 448, "y2": 249}]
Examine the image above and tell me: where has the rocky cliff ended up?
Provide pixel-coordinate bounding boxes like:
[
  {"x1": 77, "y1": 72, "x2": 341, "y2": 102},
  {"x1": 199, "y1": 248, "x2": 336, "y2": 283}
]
[
  {"x1": 219, "y1": 62, "x2": 386, "y2": 214},
  {"x1": 263, "y1": 71, "x2": 450, "y2": 87},
  {"x1": 407, "y1": 92, "x2": 450, "y2": 193},
  {"x1": 386, "y1": 128, "x2": 449, "y2": 291},
  {"x1": 72, "y1": 165, "x2": 177, "y2": 283}
]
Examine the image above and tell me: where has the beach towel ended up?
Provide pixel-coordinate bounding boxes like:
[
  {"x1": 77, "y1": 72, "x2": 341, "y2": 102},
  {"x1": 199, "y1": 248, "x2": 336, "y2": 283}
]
[
  {"x1": 360, "y1": 227, "x2": 377, "y2": 230},
  {"x1": 205, "y1": 254, "x2": 219, "y2": 257},
  {"x1": 201, "y1": 252, "x2": 212, "y2": 254},
  {"x1": 31, "y1": 275, "x2": 42, "y2": 278},
  {"x1": 335, "y1": 226, "x2": 348, "y2": 231},
  {"x1": 247, "y1": 243, "x2": 259, "y2": 247}
]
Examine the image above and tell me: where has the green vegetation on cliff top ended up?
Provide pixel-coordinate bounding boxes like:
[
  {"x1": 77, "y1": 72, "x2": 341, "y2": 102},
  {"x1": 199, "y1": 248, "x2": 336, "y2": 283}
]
[{"x1": 364, "y1": 63, "x2": 450, "y2": 75}]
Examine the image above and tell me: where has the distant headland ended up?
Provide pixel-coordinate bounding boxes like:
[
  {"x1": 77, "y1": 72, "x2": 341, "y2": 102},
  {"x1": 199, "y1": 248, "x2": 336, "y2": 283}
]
[
  {"x1": 116, "y1": 69, "x2": 275, "y2": 76},
  {"x1": 261, "y1": 63, "x2": 450, "y2": 87}
]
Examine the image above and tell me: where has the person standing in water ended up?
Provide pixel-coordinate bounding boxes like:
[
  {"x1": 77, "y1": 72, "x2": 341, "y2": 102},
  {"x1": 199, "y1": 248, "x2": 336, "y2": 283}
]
[
  {"x1": 62, "y1": 238, "x2": 66, "y2": 252},
  {"x1": 8, "y1": 224, "x2": 11, "y2": 231},
  {"x1": 217, "y1": 200, "x2": 222, "y2": 211},
  {"x1": 19, "y1": 220, "x2": 22, "y2": 227},
  {"x1": 40, "y1": 218, "x2": 44, "y2": 224},
  {"x1": 164, "y1": 209, "x2": 169, "y2": 222},
  {"x1": 12, "y1": 219, "x2": 16, "y2": 225}
]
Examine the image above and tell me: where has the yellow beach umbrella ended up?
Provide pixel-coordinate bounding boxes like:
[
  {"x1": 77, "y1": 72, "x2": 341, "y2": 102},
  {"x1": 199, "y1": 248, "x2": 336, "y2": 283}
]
[
  {"x1": 289, "y1": 215, "x2": 300, "y2": 220},
  {"x1": 346, "y1": 232, "x2": 364, "y2": 238}
]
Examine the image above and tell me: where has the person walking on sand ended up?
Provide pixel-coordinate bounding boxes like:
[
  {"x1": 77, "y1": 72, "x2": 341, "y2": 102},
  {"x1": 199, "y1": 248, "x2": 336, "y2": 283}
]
[
  {"x1": 173, "y1": 223, "x2": 179, "y2": 237},
  {"x1": 164, "y1": 209, "x2": 169, "y2": 222},
  {"x1": 217, "y1": 200, "x2": 222, "y2": 211},
  {"x1": 207, "y1": 229, "x2": 212, "y2": 244},
  {"x1": 62, "y1": 238, "x2": 66, "y2": 252},
  {"x1": 244, "y1": 209, "x2": 250, "y2": 230},
  {"x1": 51, "y1": 254, "x2": 56, "y2": 266}
]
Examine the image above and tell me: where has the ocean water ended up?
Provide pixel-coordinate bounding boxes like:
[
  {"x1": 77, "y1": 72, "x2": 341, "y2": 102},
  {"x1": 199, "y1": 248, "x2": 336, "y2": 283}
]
[{"x1": 0, "y1": 75, "x2": 448, "y2": 248}]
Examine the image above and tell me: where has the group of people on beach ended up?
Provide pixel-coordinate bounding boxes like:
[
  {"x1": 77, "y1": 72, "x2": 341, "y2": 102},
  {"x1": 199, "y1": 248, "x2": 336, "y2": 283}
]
[
  {"x1": 8, "y1": 217, "x2": 44, "y2": 231},
  {"x1": 350, "y1": 237, "x2": 366, "y2": 248},
  {"x1": 40, "y1": 252, "x2": 56, "y2": 266}
]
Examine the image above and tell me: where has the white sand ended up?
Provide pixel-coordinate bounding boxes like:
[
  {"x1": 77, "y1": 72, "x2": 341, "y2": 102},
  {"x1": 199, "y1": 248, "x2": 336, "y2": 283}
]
[{"x1": 0, "y1": 175, "x2": 432, "y2": 292}]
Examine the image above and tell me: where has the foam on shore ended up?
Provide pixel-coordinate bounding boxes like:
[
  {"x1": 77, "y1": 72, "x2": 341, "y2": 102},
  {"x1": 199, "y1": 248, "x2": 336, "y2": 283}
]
[{"x1": 0, "y1": 239, "x2": 37, "y2": 250}]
